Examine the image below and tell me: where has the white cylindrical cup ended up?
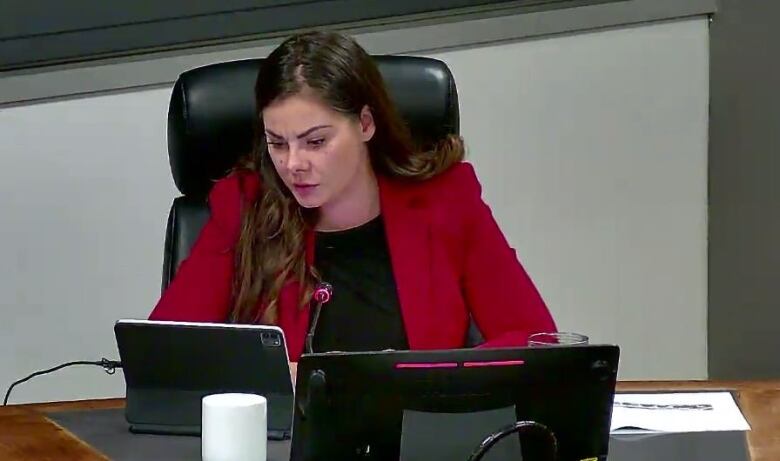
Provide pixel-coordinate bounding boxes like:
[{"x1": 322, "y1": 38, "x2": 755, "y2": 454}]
[{"x1": 202, "y1": 393, "x2": 267, "y2": 461}]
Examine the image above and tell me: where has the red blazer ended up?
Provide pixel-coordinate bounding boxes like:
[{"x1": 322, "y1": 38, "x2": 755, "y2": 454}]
[{"x1": 149, "y1": 162, "x2": 556, "y2": 361}]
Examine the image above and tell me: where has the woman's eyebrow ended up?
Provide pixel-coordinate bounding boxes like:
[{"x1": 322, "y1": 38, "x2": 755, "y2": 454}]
[{"x1": 265, "y1": 125, "x2": 332, "y2": 139}]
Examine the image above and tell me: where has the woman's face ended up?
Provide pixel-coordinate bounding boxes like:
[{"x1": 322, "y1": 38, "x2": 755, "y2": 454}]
[{"x1": 262, "y1": 91, "x2": 376, "y2": 210}]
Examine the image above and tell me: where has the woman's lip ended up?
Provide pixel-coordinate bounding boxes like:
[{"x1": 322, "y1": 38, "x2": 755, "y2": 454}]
[{"x1": 293, "y1": 184, "x2": 318, "y2": 195}]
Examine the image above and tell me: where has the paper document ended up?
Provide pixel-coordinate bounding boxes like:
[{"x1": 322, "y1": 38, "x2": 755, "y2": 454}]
[{"x1": 610, "y1": 392, "x2": 751, "y2": 434}]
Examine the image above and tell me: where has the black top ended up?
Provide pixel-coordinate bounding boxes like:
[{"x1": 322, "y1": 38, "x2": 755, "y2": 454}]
[{"x1": 311, "y1": 215, "x2": 409, "y2": 353}]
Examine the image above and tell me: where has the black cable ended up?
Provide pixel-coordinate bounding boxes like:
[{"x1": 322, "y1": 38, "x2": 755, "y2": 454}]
[
  {"x1": 467, "y1": 420, "x2": 558, "y2": 461},
  {"x1": 305, "y1": 300, "x2": 325, "y2": 354},
  {"x1": 3, "y1": 358, "x2": 121, "y2": 406}
]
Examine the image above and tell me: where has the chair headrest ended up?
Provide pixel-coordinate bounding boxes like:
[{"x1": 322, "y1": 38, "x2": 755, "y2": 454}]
[{"x1": 167, "y1": 56, "x2": 460, "y2": 197}]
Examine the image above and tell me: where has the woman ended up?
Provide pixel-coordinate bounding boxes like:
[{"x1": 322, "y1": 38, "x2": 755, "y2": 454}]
[{"x1": 149, "y1": 31, "x2": 556, "y2": 363}]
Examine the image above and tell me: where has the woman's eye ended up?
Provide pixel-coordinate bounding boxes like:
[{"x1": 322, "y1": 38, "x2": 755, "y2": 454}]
[
  {"x1": 267, "y1": 140, "x2": 287, "y2": 149},
  {"x1": 308, "y1": 138, "x2": 325, "y2": 148}
]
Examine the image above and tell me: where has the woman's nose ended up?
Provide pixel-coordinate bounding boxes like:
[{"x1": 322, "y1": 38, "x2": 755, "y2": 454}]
[{"x1": 286, "y1": 144, "x2": 308, "y2": 172}]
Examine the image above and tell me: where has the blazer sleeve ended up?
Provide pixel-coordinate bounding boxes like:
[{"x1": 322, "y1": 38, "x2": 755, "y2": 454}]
[
  {"x1": 457, "y1": 164, "x2": 557, "y2": 347},
  {"x1": 148, "y1": 174, "x2": 250, "y2": 322}
]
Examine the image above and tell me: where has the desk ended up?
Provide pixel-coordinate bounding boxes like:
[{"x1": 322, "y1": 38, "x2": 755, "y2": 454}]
[{"x1": 1, "y1": 381, "x2": 778, "y2": 461}]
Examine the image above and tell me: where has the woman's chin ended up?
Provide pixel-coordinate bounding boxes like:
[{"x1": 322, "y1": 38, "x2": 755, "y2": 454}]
[
  {"x1": 292, "y1": 194, "x2": 324, "y2": 209},
  {"x1": 289, "y1": 184, "x2": 324, "y2": 208}
]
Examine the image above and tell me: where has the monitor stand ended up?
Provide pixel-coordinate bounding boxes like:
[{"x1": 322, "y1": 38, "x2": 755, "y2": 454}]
[{"x1": 399, "y1": 406, "x2": 523, "y2": 461}]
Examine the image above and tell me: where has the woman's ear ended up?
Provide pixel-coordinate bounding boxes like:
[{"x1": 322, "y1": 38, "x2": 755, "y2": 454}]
[{"x1": 358, "y1": 105, "x2": 376, "y2": 142}]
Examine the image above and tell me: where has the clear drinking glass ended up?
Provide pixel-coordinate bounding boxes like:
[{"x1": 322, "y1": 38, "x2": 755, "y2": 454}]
[{"x1": 527, "y1": 332, "x2": 589, "y2": 347}]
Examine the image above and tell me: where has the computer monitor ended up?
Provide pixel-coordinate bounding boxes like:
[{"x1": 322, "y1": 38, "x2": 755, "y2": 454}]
[
  {"x1": 291, "y1": 345, "x2": 619, "y2": 461},
  {"x1": 114, "y1": 319, "x2": 294, "y2": 439}
]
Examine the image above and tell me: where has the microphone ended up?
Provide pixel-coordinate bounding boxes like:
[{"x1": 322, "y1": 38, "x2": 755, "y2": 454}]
[{"x1": 305, "y1": 282, "x2": 333, "y2": 354}]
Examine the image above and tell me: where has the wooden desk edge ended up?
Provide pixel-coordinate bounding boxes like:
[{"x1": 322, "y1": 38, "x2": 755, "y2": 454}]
[
  {"x1": 0, "y1": 398, "x2": 124, "y2": 416},
  {"x1": 0, "y1": 399, "x2": 121, "y2": 461},
  {"x1": 616, "y1": 379, "x2": 780, "y2": 392}
]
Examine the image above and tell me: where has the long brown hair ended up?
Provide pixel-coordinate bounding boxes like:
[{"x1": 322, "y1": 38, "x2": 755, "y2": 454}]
[{"x1": 231, "y1": 30, "x2": 464, "y2": 324}]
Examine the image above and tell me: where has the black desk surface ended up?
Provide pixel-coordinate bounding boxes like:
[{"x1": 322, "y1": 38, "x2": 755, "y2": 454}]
[{"x1": 47, "y1": 408, "x2": 749, "y2": 461}]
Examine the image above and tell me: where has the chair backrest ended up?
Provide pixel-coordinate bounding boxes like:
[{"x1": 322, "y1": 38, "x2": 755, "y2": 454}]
[
  {"x1": 161, "y1": 55, "x2": 483, "y2": 345},
  {"x1": 163, "y1": 55, "x2": 460, "y2": 290}
]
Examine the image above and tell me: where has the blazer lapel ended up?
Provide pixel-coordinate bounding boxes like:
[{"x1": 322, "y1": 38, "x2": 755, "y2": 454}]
[
  {"x1": 278, "y1": 229, "x2": 315, "y2": 361},
  {"x1": 378, "y1": 175, "x2": 433, "y2": 350}
]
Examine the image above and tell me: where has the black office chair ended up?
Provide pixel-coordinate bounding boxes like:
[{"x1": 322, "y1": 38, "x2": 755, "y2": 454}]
[{"x1": 162, "y1": 55, "x2": 482, "y2": 344}]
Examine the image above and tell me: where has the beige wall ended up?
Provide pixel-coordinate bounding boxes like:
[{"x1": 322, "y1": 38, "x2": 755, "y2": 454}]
[{"x1": 0, "y1": 17, "x2": 709, "y2": 403}]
